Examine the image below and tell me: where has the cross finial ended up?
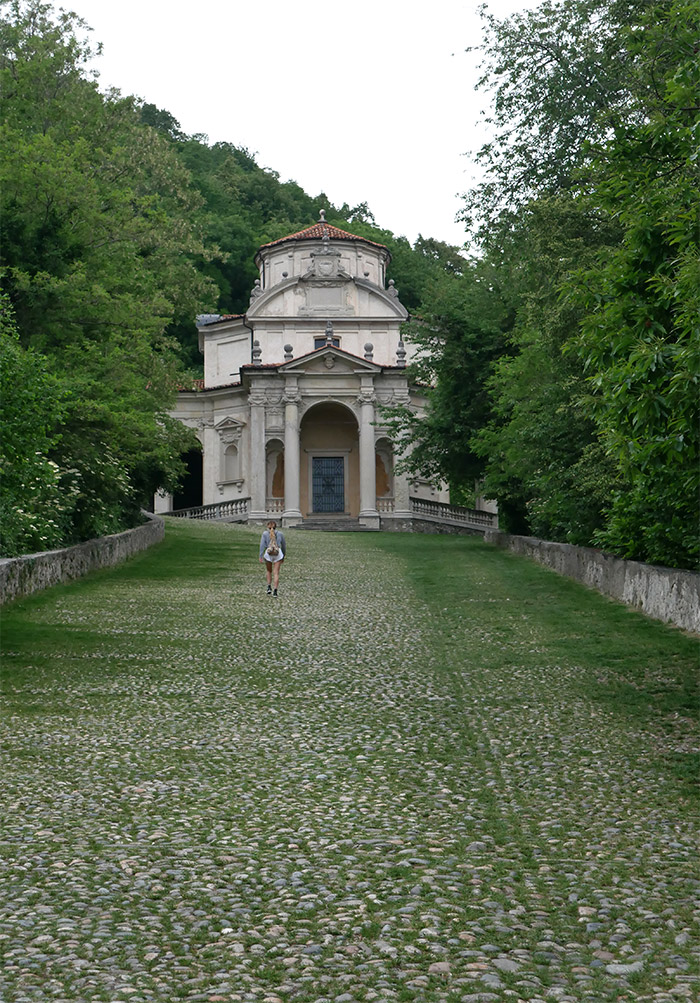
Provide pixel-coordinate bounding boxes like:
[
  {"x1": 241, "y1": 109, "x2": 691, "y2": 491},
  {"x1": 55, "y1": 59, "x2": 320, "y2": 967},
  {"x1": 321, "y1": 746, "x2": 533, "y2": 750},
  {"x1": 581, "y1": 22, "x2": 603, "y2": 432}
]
[{"x1": 319, "y1": 208, "x2": 326, "y2": 222}]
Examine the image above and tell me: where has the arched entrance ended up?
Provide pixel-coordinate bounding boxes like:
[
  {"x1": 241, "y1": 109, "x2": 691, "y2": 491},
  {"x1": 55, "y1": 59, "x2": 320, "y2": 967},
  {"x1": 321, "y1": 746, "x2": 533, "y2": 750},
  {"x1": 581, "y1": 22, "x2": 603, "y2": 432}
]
[
  {"x1": 173, "y1": 447, "x2": 203, "y2": 509},
  {"x1": 300, "y1": 402, "x2": 360, "y2": 517}
]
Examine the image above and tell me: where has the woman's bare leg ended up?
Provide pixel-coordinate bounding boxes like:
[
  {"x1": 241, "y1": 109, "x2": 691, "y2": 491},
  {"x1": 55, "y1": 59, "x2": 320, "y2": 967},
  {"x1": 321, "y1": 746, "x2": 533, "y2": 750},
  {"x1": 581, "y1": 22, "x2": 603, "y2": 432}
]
[
  {"x1": 265, "y1": 561, "x2": 273, "y2": 586},
  {"x1": 272, "y1": 560, "x2": 282, "y2": 589}
]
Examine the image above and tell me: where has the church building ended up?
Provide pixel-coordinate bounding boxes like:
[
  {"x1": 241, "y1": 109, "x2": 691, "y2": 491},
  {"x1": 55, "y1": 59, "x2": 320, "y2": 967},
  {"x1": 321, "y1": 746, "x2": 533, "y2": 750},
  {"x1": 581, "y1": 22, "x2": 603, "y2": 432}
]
[{"x1": 156, "y1": 213, "x2": 448, "y2": 528}]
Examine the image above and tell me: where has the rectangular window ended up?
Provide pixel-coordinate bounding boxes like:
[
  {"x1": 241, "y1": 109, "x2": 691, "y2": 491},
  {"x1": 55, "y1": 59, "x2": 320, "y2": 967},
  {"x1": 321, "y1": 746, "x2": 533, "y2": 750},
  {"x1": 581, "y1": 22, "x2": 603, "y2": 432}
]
[{"x1": 314, "y1": 336, "x2": 340, "y2": 349}]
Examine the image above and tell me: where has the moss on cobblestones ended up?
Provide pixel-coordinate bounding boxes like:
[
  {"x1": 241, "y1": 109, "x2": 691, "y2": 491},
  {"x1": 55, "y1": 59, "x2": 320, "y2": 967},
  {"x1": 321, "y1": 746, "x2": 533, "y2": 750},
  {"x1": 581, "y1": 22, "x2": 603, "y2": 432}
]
[{"x1": 1, "y1": 520, "x2": 697, "y2": 1003}]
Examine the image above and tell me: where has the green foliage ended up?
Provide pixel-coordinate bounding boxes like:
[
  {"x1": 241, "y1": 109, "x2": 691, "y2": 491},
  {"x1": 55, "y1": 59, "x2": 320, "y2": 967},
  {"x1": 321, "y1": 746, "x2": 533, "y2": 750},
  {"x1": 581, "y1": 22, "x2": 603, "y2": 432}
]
[
  {"x1": 473, "y1": 194, "x2": 622, "y2": 543},
  {"x1": 0, "y1": 293, "x2": 68, "y2": 554},
  {"x1": 0, "y1": 2, "x2": 469, "y2": 554},
  {"x1": 569, "y1": 0, "x2": 700, "y2": 568},
  {"x1": 461, "y1": 0, "x2": 648, "y2": 240},
  {"x1": 0, "y1": 0, "x2": 204, "y2": 548},
  {"x1": 380, "y1": 259, "x2": 511, "y2": 495},
  {"x1": 408, "y1": 0, "x2": 698, "y2": 567}
]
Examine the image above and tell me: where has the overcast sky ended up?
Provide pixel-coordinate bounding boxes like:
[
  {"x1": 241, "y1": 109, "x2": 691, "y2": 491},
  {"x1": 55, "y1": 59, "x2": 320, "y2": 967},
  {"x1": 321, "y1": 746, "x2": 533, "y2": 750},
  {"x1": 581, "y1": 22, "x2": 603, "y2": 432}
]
[{"x1": 67, "y1": 0, "x2": 536, "y2": 247}]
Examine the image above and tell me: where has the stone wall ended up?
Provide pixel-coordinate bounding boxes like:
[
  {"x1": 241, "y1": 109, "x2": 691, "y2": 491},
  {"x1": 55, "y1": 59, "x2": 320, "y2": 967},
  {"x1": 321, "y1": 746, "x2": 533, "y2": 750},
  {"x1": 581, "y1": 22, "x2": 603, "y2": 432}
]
[
  {"x1": 485, "y1": 531, "x2": 700, "y2": 634},
  {"x1": 0, "y1": 513, "x2": 165, "y2": 605}
]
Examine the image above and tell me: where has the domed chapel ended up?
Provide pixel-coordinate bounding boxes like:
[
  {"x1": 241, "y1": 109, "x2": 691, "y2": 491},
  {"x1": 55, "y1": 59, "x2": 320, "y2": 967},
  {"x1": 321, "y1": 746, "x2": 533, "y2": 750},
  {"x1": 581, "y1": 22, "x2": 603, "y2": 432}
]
[{"x1": 156, "y1": 212, "x2": 449, "y2": 528}]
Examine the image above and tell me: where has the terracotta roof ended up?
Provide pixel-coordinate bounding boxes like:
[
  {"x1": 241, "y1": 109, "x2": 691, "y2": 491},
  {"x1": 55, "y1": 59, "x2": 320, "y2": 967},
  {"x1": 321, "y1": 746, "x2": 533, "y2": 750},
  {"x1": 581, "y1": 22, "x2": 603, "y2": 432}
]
[
  {"x1": 177, "y1": 379, "x2": 247, "y2": 393},
  {"x1": 259, "y1": 221, "x2": 388, "y2": 251},
  {"x1": 197, "y1": 313, "x2": 244, "y2": 327}
]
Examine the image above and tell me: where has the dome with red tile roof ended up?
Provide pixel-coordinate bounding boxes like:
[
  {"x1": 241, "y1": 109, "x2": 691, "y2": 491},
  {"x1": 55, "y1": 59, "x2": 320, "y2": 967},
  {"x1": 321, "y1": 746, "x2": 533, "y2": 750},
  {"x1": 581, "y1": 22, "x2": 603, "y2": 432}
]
[{"x1": 258, "y1": 210, "x2": 388, "y2": 253}]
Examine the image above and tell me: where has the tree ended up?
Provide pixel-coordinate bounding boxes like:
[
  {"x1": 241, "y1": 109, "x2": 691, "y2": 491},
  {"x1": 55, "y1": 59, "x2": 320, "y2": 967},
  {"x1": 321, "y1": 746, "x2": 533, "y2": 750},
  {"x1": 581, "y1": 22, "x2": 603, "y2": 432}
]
[
  {"x1": 472, "y1": 193, "x2": 622, "y2": 541},
  {"x1": 381, "y1": 259, "x2": 511, "y2": 502},
  {"x1": 407, "y1": 0, "x2": 698, "y2": 567},
  {"x1": 460, "y1": 0, "x2": 649, "y2": 241},
  {"x1": 0, "y1": 293, "x2": 69, "y2": 554},
  {"x1": 1, "y1": 0, "x2": 206, "y2": 542},
  {"x1": 570, "y1": 0, "x2": 700, "y2": 568}
]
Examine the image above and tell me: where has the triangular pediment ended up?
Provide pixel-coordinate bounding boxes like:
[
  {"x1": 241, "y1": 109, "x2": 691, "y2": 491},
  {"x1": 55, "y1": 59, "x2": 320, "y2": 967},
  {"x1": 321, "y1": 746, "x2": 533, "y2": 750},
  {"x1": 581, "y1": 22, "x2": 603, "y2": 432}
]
[
  {"x1": 214, "y1": 415, "x2": 246, "y2": 431},
  {"x1": 214, "y1": 415, "x2": 246, "y2": 443},
  {"x1": 280, "y1": 345, "x2": 382, "y2": 374}
]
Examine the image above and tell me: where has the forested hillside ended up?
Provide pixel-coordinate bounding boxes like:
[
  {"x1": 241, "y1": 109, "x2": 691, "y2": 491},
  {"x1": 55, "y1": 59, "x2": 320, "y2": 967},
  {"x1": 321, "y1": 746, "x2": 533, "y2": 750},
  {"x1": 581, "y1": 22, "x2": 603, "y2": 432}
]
[{"x1": 1, "y1": 0, "x2": 697, "y2": 569}]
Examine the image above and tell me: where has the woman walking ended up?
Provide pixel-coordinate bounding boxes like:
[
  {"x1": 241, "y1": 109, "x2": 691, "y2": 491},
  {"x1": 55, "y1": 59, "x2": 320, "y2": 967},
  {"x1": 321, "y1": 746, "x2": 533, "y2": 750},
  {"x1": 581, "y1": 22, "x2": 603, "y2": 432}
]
[{"x1": 259, "y1": 521, "x2": 286, "y2": 597}]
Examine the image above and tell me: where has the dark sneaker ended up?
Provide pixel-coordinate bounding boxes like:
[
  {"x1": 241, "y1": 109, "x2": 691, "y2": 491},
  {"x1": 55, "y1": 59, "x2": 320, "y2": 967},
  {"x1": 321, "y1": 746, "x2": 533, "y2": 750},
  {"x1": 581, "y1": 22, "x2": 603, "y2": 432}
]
[
  {"x1": 266, "y1": 585, "x2": 272, "y2": 595},
  {"x1": 272, "y1": 589, "x2": 279, "y2": 598}
]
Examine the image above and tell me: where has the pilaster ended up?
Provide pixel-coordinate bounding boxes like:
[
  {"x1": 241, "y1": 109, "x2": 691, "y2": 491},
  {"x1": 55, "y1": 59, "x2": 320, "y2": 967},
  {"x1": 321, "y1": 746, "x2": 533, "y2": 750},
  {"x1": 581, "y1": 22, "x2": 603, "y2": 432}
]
[
  {"x1": 282, "y1": 381, "x2": 303, "y2": 526},
  {"x1": 248, "y1": 390, "x2": 267, "y2": 520},
  {"x1": 358, "y1": 380, "x2": 379, "y2": 528}
]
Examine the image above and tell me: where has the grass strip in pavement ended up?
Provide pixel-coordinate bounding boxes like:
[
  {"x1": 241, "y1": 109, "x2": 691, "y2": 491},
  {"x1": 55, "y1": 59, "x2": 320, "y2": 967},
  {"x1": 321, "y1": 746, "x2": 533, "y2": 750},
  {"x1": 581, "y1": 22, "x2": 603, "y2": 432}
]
[
  {"x1": 371, "y1": 531, "x2": 699, "y2": 787},
  {"x1": 0, "y1": 519, "x2": 697, "y2": 1003}
]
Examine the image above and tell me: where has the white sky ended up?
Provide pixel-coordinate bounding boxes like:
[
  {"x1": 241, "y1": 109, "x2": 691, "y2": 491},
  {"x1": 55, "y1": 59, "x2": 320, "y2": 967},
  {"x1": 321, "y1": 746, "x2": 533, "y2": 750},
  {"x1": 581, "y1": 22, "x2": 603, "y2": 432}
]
[{"x1": 67, "y1": 0, "x2": 535, "y2": 247}]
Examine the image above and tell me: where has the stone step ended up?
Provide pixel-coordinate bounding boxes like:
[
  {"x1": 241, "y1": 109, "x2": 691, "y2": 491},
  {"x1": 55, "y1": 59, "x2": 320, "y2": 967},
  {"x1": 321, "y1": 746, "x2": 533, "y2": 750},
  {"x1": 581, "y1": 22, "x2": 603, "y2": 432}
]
[{"x1": 296, "y1": 518, "x2": 379, "y2": 532}]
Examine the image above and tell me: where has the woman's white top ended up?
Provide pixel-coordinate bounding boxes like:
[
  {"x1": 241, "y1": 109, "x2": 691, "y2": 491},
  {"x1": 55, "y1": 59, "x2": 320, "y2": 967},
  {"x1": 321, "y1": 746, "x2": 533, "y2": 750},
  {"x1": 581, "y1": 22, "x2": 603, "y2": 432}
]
[{"x1": 263, "y1": 547, "x2": 284, "y2": 563}]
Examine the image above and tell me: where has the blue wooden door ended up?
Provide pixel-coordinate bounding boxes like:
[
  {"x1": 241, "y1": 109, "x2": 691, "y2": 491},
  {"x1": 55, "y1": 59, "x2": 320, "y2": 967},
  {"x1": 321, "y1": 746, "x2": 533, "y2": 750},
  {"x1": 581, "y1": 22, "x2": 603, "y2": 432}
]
[{"x1": 312, "y1": 456, "x2": 345, "y2": 512}]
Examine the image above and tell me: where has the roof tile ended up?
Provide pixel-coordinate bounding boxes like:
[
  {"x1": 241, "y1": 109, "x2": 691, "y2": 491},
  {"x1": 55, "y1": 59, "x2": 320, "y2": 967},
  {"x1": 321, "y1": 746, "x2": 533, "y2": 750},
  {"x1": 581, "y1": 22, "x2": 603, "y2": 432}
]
[{"x1": 260, "y1": 221, "x2": 387, "y2": 251}]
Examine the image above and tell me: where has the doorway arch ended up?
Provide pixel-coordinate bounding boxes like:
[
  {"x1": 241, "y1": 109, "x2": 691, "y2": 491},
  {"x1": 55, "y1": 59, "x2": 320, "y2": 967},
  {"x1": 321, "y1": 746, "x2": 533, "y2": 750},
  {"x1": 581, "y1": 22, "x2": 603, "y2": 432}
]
[
  {"x1": 300, "y1": 402, "x2": 359, "y2": 517},
  {"x1": 173, "y1": 446, "x2": 203, "y2": 510}
]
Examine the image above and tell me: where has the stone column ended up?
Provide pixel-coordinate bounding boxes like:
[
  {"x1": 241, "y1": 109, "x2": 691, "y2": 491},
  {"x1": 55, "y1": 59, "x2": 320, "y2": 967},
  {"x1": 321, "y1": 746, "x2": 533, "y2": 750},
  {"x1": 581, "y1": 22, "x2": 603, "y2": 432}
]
[
  {"x1": 283, "y1": 384, "x2": 302, "y2": 527},
  {"x1": 358, "y1": 384, "x2": 380, "y2": 528},
  {"x1": 248, "y1": 390, "x2": 267, "y2": 521}
]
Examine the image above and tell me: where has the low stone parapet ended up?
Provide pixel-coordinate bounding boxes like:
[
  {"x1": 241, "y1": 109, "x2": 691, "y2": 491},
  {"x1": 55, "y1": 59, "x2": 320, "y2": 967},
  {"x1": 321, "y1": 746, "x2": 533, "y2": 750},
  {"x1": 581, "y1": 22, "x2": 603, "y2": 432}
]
[
  {"x1": 485, "y1": 531, "x2": 700, "y2": 634},
  {"x1": 0, "y1": 513, "x2": 165, "y2": 604}
]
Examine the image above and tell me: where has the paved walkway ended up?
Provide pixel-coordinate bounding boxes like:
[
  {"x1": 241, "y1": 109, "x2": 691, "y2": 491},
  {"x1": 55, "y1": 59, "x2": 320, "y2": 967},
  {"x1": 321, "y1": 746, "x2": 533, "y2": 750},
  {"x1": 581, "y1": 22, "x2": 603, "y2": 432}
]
[{"x1": 1, "y1": 521, "x2": 697, "y2": 1003}]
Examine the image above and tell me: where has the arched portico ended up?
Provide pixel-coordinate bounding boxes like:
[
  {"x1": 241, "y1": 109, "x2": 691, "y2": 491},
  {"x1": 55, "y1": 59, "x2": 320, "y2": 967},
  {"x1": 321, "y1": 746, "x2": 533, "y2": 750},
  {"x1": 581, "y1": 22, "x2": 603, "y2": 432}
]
[{"x1": 300, "y1": 402, "x2": 360, "y2": 518}]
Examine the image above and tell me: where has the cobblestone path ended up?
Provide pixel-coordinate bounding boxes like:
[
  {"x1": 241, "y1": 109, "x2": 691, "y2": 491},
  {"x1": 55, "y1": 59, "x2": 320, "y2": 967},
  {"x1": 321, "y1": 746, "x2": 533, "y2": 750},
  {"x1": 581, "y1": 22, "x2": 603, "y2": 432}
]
[{"x1": 1, "y1": 521, "x2": 698, "y2": 1003}]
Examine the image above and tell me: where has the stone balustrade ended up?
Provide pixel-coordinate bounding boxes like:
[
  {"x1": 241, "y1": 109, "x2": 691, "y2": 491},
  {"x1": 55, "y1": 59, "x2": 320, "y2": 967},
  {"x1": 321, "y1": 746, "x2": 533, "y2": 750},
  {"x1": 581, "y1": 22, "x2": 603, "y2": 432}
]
[
  {"x1": 165, "y1": 494, "x2": 499, "y2": 532},
  {"x1": 165, "y1": 498, "x2": 250, "y2": 521},
  {"x1": 409, "y1": 496, "x2": 498, "y2": 529}
]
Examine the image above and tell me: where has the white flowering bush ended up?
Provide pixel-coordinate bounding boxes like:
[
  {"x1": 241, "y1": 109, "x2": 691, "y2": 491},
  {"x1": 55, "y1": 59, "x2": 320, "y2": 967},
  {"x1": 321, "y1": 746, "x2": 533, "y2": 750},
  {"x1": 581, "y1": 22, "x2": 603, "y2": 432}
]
[
  {"x1": 0, "y1": 298, "x2": 70, "y2": 556},
  {"x1": 54, "y1": 445, "x2": 136, "y2": 542}
]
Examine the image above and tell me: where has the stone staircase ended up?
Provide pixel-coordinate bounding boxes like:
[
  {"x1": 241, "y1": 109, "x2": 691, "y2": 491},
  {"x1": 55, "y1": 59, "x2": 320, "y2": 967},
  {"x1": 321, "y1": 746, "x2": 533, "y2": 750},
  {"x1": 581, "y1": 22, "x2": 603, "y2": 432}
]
[{"x1": 296, "y1": 517, "x2": 379, "y2": 532}]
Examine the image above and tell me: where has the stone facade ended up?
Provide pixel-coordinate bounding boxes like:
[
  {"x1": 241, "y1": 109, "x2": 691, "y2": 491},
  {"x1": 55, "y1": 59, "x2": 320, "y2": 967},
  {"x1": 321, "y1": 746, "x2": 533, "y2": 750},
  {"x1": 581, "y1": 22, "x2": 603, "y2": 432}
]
[{"x1": 159, "y1": 215, "x2": 448, "y2": 527}]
